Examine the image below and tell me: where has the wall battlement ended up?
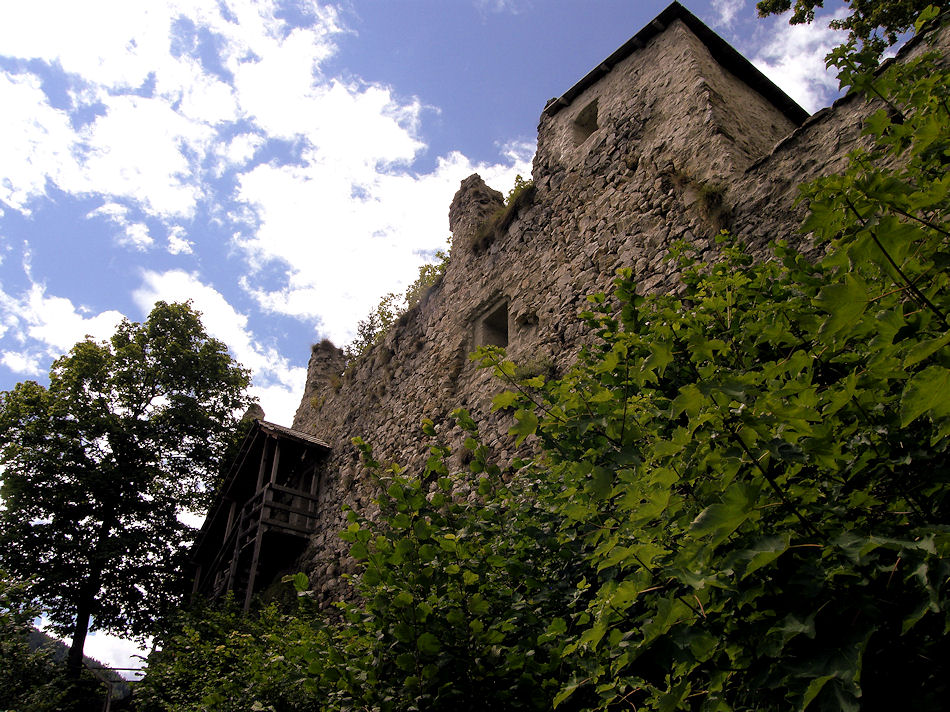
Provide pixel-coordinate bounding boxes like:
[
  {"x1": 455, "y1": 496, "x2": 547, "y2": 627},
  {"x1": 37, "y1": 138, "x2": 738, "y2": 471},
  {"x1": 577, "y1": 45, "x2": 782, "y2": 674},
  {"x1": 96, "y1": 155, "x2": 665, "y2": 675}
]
[{"x1": 195, "y1": 2, "x2": 950, "y2": 606}]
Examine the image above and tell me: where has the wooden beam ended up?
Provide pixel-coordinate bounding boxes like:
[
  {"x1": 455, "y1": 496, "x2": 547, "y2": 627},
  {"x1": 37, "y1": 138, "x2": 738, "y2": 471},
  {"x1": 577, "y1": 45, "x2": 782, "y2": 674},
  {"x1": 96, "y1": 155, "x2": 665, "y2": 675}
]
[
  {"x1": 269, "y1": 440, "x2": 281, "y2": 485},
  {"x1": 224, "y1": 499, "x2": 237, "y2": 538},
  {"x1": 191, "y1": 564, "x2": 202, "y2": 597},
  {"x1": 243, "y1": 527, "x2": 264, "y2": 611},
  {"x1": 256, "y1": 436, "x2": 270, "y2": 491}
]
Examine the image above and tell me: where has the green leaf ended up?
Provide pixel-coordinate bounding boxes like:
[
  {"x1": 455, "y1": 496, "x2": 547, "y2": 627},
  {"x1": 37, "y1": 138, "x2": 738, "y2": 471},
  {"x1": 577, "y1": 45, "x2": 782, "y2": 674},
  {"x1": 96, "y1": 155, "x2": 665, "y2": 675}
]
[
  {"x1": 800, "y1": 674, "x2": 834, "y2": 710},
  {"x1": 672, "y1": 384, "x2": 705, "y2": 418},
  {"x1": 903, "y1": 331, "x2": 950, "y2": 369},
  {"x1": 814, "y1": 274, "x2": 868, "y2": 340},
  {"x1": 689, "y1": 484, "x2": 757, "y2": 546},
  {"x1": 588, "y1": 466, "x2": 613, "y2": 501},
  {"x1": 395, "y1": 653, "x2": 415, "y2": 672},
  {"x1": 416, "y1": 632, "x2": 440, "y2": 655},
  {"x1": 553, "y1": 679, "x2": 582, "y2": 708},
  {"x1": 491, "y1": 391, "x2": 518, "y2": 410},
  {"x1": 392, "y1": 591, "x2": 413, "y2": 607},
  {"x1": 468, "y1": 594, "x2": 490, "y2": 616},
  {"x1": 509, "y1": 409, "x2": 539, "y2": 445},
  {"x1": 733, "y1": 534, "x2": 791, "y2": 579},
  {"x1": 900, "y1": 365, "x2": 950, "y2": 426},
  {"x1": 282, "y1": 572, "x2": 308, "y2": 592}
]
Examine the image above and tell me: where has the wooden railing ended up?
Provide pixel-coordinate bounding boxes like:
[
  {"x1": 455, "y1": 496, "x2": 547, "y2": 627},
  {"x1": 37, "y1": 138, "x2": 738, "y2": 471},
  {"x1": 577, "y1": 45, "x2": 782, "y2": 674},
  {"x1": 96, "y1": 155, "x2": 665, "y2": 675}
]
[{"x1": 204, "y1": 482, "x2": 320, "y2": 599}]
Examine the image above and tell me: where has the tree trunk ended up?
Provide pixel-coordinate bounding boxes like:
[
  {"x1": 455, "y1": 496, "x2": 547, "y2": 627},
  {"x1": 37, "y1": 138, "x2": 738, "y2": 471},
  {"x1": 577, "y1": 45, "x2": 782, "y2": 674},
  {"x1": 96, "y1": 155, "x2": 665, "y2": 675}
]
[
  {"x1": 66, "y1": 588, "x2": 94, "y2": 677},
  {"x1": 66, "y1": 513, "x2": 113, "y2": 678}
]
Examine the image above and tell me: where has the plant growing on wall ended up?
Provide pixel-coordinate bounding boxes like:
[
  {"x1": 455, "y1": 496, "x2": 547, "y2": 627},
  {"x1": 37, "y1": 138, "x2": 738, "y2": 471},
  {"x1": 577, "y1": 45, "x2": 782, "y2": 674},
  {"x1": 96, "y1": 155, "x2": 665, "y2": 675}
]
[
  {"x1": 474, "y1": 174, "x2": 536, "y2": 252},
  {"x1": 344, "y1": 244, "x2": 452, "y2": 363}
]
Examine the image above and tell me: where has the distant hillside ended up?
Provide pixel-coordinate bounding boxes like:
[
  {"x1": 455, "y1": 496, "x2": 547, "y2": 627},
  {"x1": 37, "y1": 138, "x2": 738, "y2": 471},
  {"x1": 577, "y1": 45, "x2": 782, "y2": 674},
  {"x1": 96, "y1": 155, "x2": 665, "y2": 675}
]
[{"x1": 27, "y1": 629, "x2": 133, "y2": 697}]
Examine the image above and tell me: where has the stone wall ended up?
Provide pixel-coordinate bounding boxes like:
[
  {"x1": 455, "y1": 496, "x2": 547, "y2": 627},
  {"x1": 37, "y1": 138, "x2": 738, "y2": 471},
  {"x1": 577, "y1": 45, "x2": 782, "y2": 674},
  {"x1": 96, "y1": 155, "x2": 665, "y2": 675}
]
[{"x1": 287, "y1": 9, "x2": 950, "y2": 604}]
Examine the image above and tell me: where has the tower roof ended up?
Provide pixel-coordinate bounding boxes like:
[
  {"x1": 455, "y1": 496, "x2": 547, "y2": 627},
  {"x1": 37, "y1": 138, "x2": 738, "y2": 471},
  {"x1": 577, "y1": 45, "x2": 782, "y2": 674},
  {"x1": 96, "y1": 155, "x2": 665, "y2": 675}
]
[{"x1": 542, "y1": 1, "x2": 809, "y2": 126}]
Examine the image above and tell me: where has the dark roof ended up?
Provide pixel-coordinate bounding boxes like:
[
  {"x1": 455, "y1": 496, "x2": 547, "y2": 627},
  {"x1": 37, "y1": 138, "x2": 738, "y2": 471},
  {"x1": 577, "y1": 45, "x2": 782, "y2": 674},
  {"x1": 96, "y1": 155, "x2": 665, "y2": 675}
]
[
  {"x1": 256, "y1": 419, "x2": 331, "y2": 449},
  {"x1": 542, "y1": 1, "x2": 809, "y2": 126}
]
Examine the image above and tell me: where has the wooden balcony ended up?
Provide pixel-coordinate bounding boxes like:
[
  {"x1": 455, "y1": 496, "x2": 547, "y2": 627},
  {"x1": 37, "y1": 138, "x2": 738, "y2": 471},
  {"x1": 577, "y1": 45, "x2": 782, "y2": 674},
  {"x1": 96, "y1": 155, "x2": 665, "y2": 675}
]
[{"x1": 191, "y1": 420, "x2": 330, "y2": 609}]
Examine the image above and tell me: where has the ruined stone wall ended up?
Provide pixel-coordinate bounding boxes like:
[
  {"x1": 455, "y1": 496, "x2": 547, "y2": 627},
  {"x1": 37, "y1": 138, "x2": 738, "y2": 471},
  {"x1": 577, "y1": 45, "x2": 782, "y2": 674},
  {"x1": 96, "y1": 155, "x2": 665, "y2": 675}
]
[{"x1": 288, "y1": 18, "x2": 950, "y2": 604}]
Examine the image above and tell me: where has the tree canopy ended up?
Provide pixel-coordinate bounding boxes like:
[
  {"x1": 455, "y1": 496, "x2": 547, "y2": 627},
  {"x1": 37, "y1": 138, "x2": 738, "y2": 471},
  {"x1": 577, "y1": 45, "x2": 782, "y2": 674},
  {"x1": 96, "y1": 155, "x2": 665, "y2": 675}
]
[
  {"x1": 756, "y1": 0, "x2": 949, "y2": 56},
  {"x1": 0, "y1": 301, "x2": 252, "y2": 676}
]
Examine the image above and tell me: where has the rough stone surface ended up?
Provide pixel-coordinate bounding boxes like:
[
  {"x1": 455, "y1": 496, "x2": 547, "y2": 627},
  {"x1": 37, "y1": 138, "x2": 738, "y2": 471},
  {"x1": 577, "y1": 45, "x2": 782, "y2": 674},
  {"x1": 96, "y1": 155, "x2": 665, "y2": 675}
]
[{"x1": 284, "y1": 14, "x2": 950, "y2": 605}]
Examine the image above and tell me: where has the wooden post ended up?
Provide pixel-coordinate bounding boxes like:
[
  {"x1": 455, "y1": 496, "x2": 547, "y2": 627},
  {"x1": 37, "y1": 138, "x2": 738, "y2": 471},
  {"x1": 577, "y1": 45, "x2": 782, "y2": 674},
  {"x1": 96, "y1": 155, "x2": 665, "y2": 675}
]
[
  {"x1": 225, "y1": 522, "x2": 241, "y2": 592},
  {"x1": 243, "y1": 526, "x2": 264, "y2": 611},
  {"x1": 256, "y1": 436, "x2": 270, "y2": 492},
  {"x1": 224, "y1": 499, "x2": 237, "y2": 537},
  {"x1": 269, "y1": 441, "x2": 281, "y2": 484},
  {"x1": 307, "y1": 466, "x2": 320, "y2": 527},
  {"x1": 191, "y1": 563, "x2": 203, "y2": 596}
]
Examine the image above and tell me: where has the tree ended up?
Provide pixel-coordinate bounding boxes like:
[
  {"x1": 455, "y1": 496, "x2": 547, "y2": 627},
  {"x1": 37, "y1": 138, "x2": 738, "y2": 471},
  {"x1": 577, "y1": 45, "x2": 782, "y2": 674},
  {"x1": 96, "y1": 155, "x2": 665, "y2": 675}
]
[
  {"x1": 0, "y1": 301, "x2": 252, "y2": 677},
  {"x1": 756, "y1": 0, "x2": 948, "y2": 58}
]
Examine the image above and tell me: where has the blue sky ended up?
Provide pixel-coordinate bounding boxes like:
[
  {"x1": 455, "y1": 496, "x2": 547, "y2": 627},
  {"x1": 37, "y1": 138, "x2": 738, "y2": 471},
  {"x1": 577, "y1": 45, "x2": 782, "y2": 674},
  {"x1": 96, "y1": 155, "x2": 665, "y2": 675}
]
[{"x1": 1, "y1": 0, "x2": 849, "y2": 670}]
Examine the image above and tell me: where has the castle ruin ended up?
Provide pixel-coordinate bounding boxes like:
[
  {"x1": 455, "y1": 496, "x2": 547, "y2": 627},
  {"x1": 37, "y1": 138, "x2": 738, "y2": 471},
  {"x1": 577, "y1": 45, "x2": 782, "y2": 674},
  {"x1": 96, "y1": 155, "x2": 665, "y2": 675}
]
[{"x1": 191, "y1": 2, "x2": 950, "y2": 607}]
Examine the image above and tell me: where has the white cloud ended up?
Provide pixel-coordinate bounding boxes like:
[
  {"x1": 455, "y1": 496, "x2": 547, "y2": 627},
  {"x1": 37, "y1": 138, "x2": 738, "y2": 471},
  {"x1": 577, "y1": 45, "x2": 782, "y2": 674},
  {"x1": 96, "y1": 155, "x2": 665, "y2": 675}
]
[
  {"x1": 37, "y1": 619, "x2": 149, "y2": 681},
  {"x1": 0, "y1": 0, "x2": 343, "y2": 223},
  {"x1": 132, "y1": 269, "x2": 306, "y2": 425},
  {"x1": 82, "y1": 632, "x2": 150, "y2": 681},
  {"x1": 1, "y1": 350, "x2": 43, "y2": 377},
  {"x1": 219, "y1": 132, "x2": 266, "y2": 171},
  {"x1": 167, "y1": 226, "x2": 194, "y2": 255},
  {"x1": 0, "y1": 281, "x2": 126, "y2": 375},
  {"x1": 235, "y1": 143, "x2": 533, "y2": 344},
  {"x1": 751, "y1": 13, "x2": 846, "y2": 112},
  {"x1": 79, "y1": 94, "x2": 214, "y2": 219},
  {"x1": 712, "y1": 0, "x2": 745, "y2": 27},
  {"x1": 0, "y1": 0, "x2": 535, "y2": 404},
  {"x1": 88, "y1": 202, "x2": 155, "y2": 250},
  {"x1": 475, "y1": 0, "x2": 529, "y2": 14},
  {"x1": 0, "y1": 72, "x2": 77, "y2": 214}
]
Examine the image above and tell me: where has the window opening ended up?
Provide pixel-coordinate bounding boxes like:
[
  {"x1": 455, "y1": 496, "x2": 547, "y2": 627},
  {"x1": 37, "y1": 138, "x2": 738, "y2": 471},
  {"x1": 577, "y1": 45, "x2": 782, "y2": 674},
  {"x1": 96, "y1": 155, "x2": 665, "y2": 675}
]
[
  {"x1": 573, "y1": 99, "x2": 599, "y2": 146},
  {"x1": 477, "y1": 300, "x2": 509, "y2": 348}
]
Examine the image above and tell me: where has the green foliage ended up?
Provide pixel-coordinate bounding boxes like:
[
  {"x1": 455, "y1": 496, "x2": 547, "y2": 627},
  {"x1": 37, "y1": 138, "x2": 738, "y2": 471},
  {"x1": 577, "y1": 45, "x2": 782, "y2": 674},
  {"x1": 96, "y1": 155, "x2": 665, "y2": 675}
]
[
  {"x1": 0, "y1": 573, "x2": 105, "y2": 711},
  {"x1": 330, "y1": 427, "x2": 575, "y2": 711},
  {"x1": 0, "y1": 573, "x2": 58, "y2": 708},
  {"x1": 344, "y1": 246, "x2": 451, "y2": 363},
  {"x1": 405, "y1": 244, "x2": 451, "y2": 310},
  {"x1": 506, "y1": 173, "x2": 534, "y2": 206},
  {"x1": 143, "y1": 417, "x2": 585, "y2": 711},
  {"x1": 756, "y1": 0, "x2": 946, "y2": 58},
  {"x1": 0, "y1": 301, "x2": 252, "y2": 672},
  {"x1": 475, "y1": 174, "x2": 536, "y2": 252},
  {"x1": 141, "y1": 13, "x2": 950, "y2": 711},
  {"x1": 137, "y1": 596, "x2": 328, "y2": 712},
  {"x1": 469, "y1": 31, "x2": 950, "y2": 708},
  {"x1": 344, "y1": 292, "x2": 403, "y2": 361}
]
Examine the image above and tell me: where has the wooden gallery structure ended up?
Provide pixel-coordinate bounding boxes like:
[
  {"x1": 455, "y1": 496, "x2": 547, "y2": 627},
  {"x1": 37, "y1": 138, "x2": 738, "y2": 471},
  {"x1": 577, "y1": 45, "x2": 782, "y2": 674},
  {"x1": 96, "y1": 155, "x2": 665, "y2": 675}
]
[{"x1": 190, "y1": 419, "x2": 330, "y2": 610}]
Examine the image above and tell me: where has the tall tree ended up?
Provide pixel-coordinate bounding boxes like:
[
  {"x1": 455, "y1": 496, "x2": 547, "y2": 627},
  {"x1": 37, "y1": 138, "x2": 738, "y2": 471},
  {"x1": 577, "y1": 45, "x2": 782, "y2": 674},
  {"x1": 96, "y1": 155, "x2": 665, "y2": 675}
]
[{"x1": 0, "y1": 301, "x2": 252, "y2": 676}]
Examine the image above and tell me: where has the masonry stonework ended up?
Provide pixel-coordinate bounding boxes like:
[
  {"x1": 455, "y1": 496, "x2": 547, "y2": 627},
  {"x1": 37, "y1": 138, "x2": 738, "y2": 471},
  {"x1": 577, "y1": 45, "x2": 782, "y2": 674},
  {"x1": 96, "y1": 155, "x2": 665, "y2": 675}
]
[{"x1": 282, "y1": 3, "x2": 950, "y2": 605}]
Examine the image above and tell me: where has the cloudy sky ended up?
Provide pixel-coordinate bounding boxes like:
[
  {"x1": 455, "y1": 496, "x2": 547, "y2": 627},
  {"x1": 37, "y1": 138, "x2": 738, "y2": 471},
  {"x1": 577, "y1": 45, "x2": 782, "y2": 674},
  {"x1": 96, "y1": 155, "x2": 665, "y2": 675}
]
[{"x1": 1, "y1": 0, "x2": 850, "y2": 671}]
